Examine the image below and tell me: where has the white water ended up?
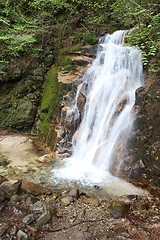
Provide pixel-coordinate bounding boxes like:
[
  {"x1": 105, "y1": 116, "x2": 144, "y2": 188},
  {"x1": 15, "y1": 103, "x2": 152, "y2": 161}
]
[{"x1": 52, "y1": 30, "x2": 144, "y2": 187}]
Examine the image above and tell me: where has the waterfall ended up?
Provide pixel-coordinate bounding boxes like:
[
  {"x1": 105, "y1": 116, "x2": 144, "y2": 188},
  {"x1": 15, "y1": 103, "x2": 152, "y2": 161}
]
[{"x1": 52, "y1": 30, "x2": 143, "y2": 185}]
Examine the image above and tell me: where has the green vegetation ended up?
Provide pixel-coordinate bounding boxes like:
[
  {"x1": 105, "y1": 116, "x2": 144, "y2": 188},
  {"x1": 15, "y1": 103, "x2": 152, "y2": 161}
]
[
  {"x1": 111, "y1": 0, "x2": 160, "y2": 73},
  {"x1": 0, "y1": 0, "x2": 159, "y2": 78},
  {"x1": 39, "y1": 67, "x2": 66, "y2": 145}
]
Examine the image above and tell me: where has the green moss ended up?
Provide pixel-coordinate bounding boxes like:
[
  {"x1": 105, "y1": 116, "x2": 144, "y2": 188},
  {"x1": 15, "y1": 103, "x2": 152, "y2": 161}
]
[
  {"x1": 56, "y1": 56, "x2": 71, "y2": 67},
  {"x1": 74, "y1": 31, "x2": 98, "y2": 45},
  {"x1": 39, "y1": 67, "x2": 66, "y2": 146},
  {"x1": 59, "y1": 45, "x2": 81, "y2": 55}
]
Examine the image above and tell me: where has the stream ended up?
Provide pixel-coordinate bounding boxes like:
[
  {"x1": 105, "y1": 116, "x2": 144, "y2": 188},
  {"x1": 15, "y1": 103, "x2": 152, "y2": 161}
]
[{"x1": 0, "y1": 133, "x2": 147, "y2": 199}]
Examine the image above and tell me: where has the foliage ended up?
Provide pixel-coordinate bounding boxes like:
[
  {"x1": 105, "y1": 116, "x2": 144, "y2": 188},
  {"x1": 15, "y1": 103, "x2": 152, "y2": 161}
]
[
  {"x1": 0, "y1": 0, "x2": 111, "y2": 79},
  {"x1": 75, "y1": 31, "x2": 97, "y2": 45},
  {"x1": 0, "y1": 0, "x2": 159, "y2": 78},
  {"x1": 111, "y1": 0, "x2": 160, "y2": 73}
]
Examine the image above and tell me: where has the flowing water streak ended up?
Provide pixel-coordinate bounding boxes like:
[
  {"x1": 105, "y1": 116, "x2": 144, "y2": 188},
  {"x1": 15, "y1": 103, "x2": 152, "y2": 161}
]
[{"x1": 53, "y1": 30, "x2": 143, "y2": 185}]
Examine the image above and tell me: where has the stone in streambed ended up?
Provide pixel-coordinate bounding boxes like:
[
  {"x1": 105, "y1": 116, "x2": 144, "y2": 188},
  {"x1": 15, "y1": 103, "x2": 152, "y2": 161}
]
[
  {"x1": 80, "y1": 195, "x2": 100, "y2": 207},
  {"x1": 61, "y1": 196, "x2": 73, "y2": 206},
  {"x1": 36, "y1": 153, "x2": 55, "y2": 163},
  {"x1": 68, "y1": 187, "x2": 79, "y2": 199},
  {"x1": 0, "y1": 179, "x2": 21, "y2": 197},
  {"x1": 17, "y1": 230, "x2": 28, "y2": 239},
  {"x1": 21, "y1": 180, "x2": 52, "y2": 196},
  {"x1": 110, "y1": 200, "x2": 130, "y2": 218}
]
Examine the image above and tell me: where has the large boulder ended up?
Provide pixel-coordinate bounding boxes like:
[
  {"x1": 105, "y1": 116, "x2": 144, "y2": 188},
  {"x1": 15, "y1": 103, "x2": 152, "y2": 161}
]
[
  {"x1": 128, "y1": 75, "x2": 160, "y2": 194},
  {"x1": 0, "y1": 76, "x2": 42, "y2": 131}
]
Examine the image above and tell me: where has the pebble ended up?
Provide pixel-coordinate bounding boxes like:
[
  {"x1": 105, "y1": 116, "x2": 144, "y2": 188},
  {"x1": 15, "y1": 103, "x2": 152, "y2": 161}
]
[
  {"x1": 68, "y1": 187, "x2": 79, "y2": 199},
  {"x1": 110, "y1": 201, "x2": 130, "y2": 219},
  {"x1": 23, "y1": 214, "x2": 35, "y2": 225},
  {"x1": 61, "y1": 196, "x2": 73, "y2": 206},
  {"x1": 17, "y1": 230, "x2": 28, "y2": 239}
]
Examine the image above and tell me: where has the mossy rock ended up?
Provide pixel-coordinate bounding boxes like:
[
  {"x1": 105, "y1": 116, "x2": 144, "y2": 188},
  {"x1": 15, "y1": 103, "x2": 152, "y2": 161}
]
[
  {"x1": 2, "y1": 99, "x2": 37, "y2": 130},
  {"x1": 39, "y1": 66, "x2": 67, "y2": 148},
  {"x1": 0, "y1": 75, "x2": 42, "y2": 131}
]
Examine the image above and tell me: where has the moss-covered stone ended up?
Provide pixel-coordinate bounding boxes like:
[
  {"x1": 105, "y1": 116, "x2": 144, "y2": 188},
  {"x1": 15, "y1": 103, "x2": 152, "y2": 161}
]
[
  {"x1": 0, "y1": 75, "x2": 42, "y2": 131},
  {"x1": 39, "y1": 66, "x2": 66, "y2": 148},
  {"x1": 2, "y1": 99, "x2": 37, "y2": 129}
]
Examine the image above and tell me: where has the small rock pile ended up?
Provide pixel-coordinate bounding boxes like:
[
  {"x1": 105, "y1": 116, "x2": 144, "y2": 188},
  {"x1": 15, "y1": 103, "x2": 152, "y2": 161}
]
[
  {"x1": 0, "y1": 176, "x2": 55, "y2": 239},
  {"x1": 0, "y1": 174, "x2": 160, "y2": 240}
]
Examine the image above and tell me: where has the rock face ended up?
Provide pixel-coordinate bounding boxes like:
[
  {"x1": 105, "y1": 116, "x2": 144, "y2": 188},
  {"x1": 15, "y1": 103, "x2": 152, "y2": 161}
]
[
  {"x1": 128, "y1": 75, "x2": 160, "y2": 193},
  {"x1": 40, "y1": 45, "x2": 95, "y2": 153},
  {"x1": 0, "y1": 74, "x2": 43, "y2": 131}
]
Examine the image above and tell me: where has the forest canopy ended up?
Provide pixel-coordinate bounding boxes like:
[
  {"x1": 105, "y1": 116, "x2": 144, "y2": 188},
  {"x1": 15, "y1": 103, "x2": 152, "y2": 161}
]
[{"x1": 0, "y1": 0, "x2": 159, "y2": 76}]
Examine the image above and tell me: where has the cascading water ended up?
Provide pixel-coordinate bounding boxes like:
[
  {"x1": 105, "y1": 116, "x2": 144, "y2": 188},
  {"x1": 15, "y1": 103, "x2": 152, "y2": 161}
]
[{"x1": 52, "y1": 30, "x2": 144, "y2": 186}]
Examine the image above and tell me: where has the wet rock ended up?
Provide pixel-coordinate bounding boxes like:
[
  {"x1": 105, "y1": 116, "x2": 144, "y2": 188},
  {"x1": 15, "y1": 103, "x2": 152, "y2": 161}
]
[
  {"x1": 23, "y1": 214, "x2": 35, "y2": 225},
  {"x1": 71, "y1": 55, "x2": 92, "y2": 66},
  {"x1": 58, "y1": 71, "x2": 79, "y2": 84},
  {"x1": 128, "y1": 76, "x2": 160, "y2": 193},
  {"x1": 36, "y1": 154, "x2": 54, "y2": 163},
  {"x1": 21, "y1": 180, "x2": 52, "y2": 196},
  {"x1": 0, "y1": 179, "x2": 21, "y2": 197},
  {"x1": 110, "y1": 200, "x2": 130, "y2": 218},
  {"x1": 17, "y1": 230, "x2": 28, "y2": 239},
  {"x1": 77, "y1": 92, "x2": 86, "y2": 112},
  {"x1": 129, "y1": 167, "x2": 143, "y2": 181},
  {"x1": 68, "y1": 187, "x2": 79, "y2": 199}
]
